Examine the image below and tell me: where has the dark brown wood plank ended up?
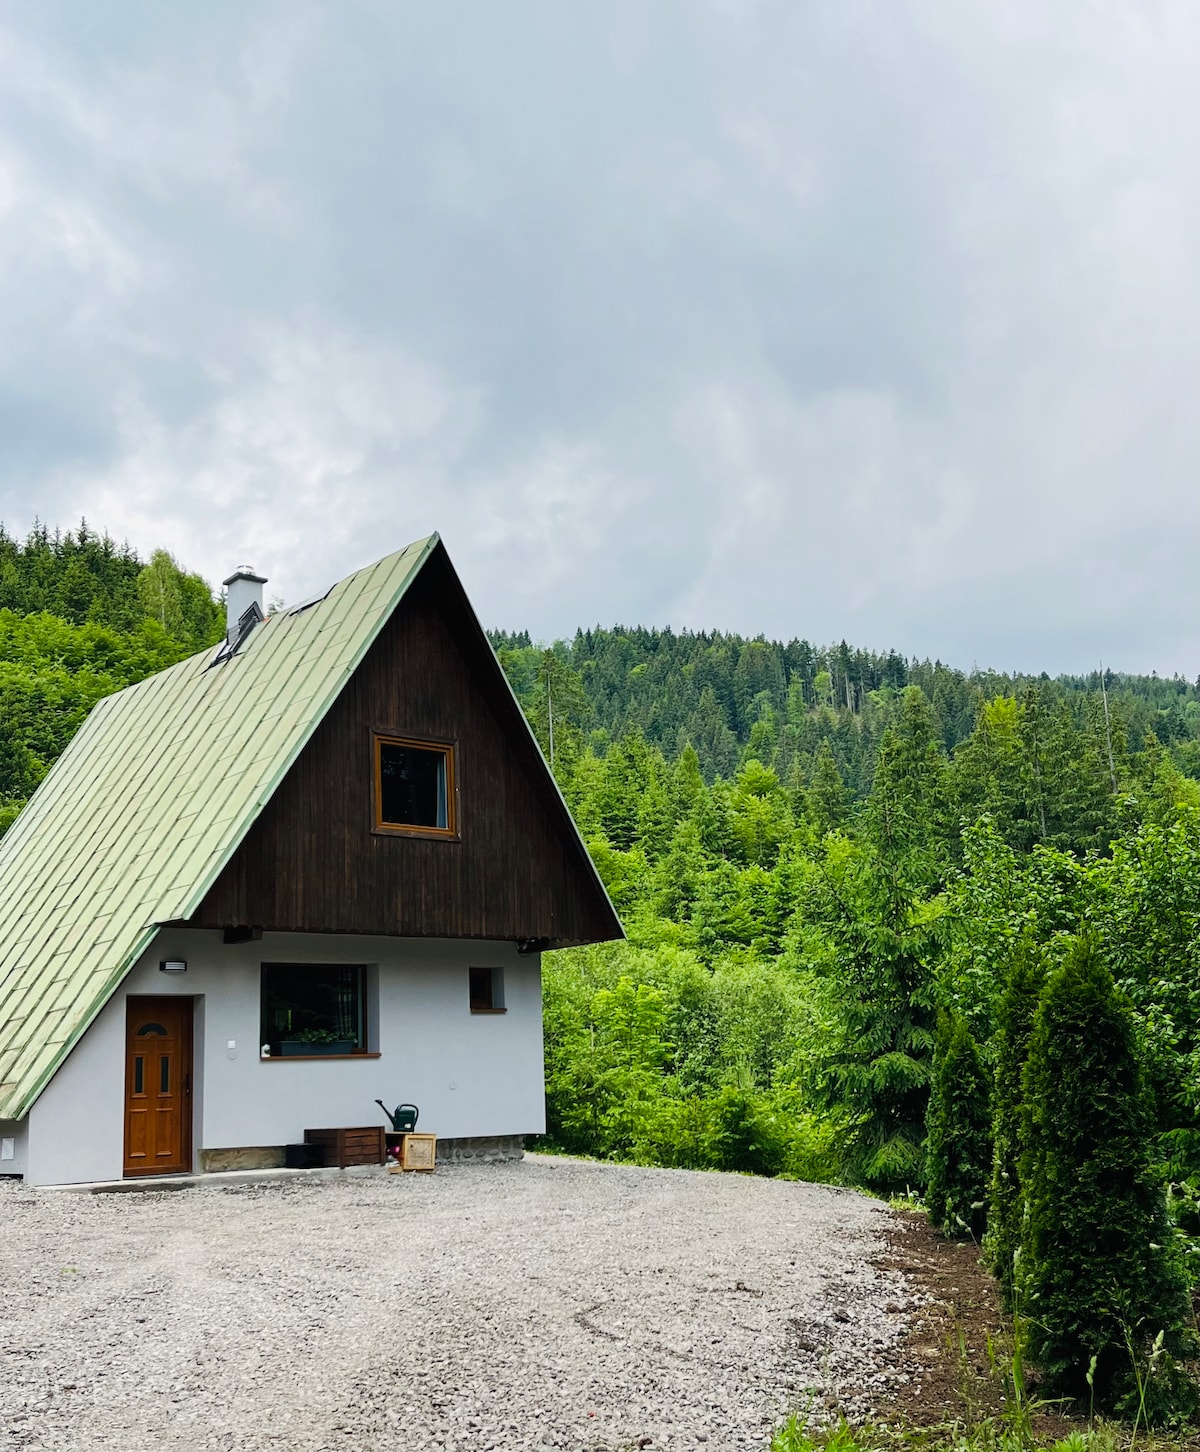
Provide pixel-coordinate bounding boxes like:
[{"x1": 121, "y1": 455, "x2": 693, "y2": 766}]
[{"x1": 188, "y1": 545, "x2": 621, "y2": 947}]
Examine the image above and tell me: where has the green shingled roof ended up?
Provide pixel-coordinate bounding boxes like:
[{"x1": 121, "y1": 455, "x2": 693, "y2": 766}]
[{"x1": 0, "y1": 536, "x2": 439, "y2": 1120}]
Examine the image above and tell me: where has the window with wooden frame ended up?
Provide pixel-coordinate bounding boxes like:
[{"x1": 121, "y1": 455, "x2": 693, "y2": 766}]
[
  {"x1": 260, "y1": 963, "x2": 370, "y2": 1057},
  {"x1": 374, "y1": 735, "x2": 457, "y2": 837},
  {"x1": 469, "y1": 966, "x2": 505, "y2": 1013}
]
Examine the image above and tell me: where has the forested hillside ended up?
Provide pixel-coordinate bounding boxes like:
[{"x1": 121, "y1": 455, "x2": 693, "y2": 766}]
[
  {"x1": 5, "y1": 527, "x2": 1200, "y2": 1408},
  {"x1": 491, "y1": 626, "x2": 1200, "y2": 794},
  {"x1": 0, "y1": 524, "x2": 222, "y2": 826}
]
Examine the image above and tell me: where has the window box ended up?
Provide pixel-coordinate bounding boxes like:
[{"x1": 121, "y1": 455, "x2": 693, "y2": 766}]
[{"x1": 278, "y1": 1039, "x2": 357, "y2": 1058}]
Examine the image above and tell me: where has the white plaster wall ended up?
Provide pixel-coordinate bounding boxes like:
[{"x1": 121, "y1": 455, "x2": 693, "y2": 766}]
[
  {"x1": 28, "y1": 992, "x2": 126, "y2": 1186},
  {"x1": 25, "y1": 929, "x2": 545, "y2": 1186},
  {"x1": 0, "y1": 1118, "x2": 27, "y2": 1176}
]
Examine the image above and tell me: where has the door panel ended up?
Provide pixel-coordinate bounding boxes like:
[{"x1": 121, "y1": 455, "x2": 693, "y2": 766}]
[{"x1": 124, "y1": 997, "x2": 192, "y2": 1177}]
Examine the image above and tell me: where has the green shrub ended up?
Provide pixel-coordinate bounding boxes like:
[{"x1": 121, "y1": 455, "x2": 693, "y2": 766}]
[
  {"x1": 983, "y1": 936, "x2": 1045, "y2": 1308},
  {"x1": 702, "y1": 1084, "x2": 789, "y2": 1176},
  {"x1": 925, "y1": 1011, "x2": 992, "y2": 1238},
  {"x1": 1019, "y1": 936, "x2": 1197, "y2": 1406},
  {"x1": 779, "y1": 1107, "x2": 842, "y2": 1185}
]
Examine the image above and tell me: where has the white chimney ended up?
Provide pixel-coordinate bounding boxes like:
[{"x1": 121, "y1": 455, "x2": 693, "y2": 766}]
[{"x1": 223, "y1": 566, "x2": 267, "y2": 649}]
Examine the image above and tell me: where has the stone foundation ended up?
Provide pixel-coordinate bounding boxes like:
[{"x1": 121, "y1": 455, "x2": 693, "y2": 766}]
[
  {"x1": 436, "y1": 1135, "x2": 524, "y2": 1164},
  {"x1": 199, "y1": 1146, "x2": 286, "y2": 1172},
  {"x1": 198, "y1": 1137, "x2": 526, "y2": 1171}
]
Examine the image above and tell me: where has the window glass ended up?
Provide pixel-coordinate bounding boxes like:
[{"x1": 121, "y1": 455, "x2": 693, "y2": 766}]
[
  {"x1": 469, "y1": 966, "x2": 504, "y2": 1012},
  {"x1": 377, "y1": 738, "x2": 452, "y2": 831},
  {"x1": 261, "y1": 964, "x2": 366, "y2": 1056}
]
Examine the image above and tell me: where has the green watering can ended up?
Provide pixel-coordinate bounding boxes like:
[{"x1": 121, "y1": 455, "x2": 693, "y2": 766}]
[{"x1": 376, "y1": 1101, "x2": 419, "y2": 1133}]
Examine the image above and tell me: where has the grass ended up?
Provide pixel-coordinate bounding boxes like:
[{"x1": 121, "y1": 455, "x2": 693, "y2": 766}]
[
  {"x1": 768, "y1": 1409, "x2": 1184, "y2": 1452},
  {"x1": 768, "y1": 1319, "x2": 1197, "y2": 1452}
]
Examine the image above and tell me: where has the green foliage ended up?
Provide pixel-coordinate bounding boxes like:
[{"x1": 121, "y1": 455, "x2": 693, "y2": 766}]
[
  {"x1": 808, "y1": 739, "x2": 848, "y2": 833},
  {"x1": 770, "y1": 1419, "x2": 867, "y2": 1452},
  {"x1": 525, "y1": 650, "x2": 1200, "y2": 1408},
  {"x1": 137, "y1": 549, "x2": 223, "y2": 651},
  {"x1": 700, "y1": 1084, "x2": 788, "y2": 1176},
  {"x1": 0, "y1": 524, "x2": 221, "y2": 835},
  {"x1": 925, "y1": 1012, "x2": 991, "y2": 1238},
  {"x1": 540, "y1": 943, "x2": 837, "y2": 1180},
  {"x1": 490, "y1": 626, "x2": 1198, "y2": 811},
  {"x1": 1018, "y1": 938, "x2": 1196, "y2": 1403},
  {"x1": 0, "y1": 520, "x2": 145, "y2": 628},
  {"x1": 797, "y1": 698, "x2": 949, "y2": 1194},
  {"x1": 801, "y1": 833, "x2": 940, "y2": 1193},
  {"x1": 984, "y1": 937, "x2": 1045, "y2": 1309}
]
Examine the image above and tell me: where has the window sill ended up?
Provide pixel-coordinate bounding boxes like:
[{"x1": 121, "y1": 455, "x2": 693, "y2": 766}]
[
  {"x1": 470, "y1": 1008, "x2": 507, "y2": 1015},
  {"x1": 260, "y1": 1053, "x2": 382, "y2": 1062},
  {"x1": 372, "y1": 824, "x2": 461, "y2": 842}
]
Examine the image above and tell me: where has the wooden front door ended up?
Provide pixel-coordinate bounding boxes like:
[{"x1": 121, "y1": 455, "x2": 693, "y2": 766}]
[{"x1": 124, "y1": 997, "x2": 193, "y2": 1177}]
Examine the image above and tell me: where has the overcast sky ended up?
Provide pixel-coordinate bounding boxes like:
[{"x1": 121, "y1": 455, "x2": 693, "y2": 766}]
[{"x1": 2, "y1": 2, "x2": 1198, "y2": 674}]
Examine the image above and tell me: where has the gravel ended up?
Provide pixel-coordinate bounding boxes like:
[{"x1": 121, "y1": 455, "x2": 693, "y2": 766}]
[{"x1": 0, "y1": 1155, "x2": 913, "y2": 1451}]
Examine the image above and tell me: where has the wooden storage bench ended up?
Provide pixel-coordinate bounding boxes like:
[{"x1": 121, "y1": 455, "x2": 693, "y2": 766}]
[{"x1": 303, "y1": 1126, "x2": 386, "y2": 1168}]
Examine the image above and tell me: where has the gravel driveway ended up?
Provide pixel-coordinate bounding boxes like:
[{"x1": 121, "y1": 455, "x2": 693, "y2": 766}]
[{"x1": 0, "y1": 1156, "x2": 910, "y2": 1452}]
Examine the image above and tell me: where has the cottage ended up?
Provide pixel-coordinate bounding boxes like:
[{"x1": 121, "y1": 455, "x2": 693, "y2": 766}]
[{"x1": 0, "y1": 535, "x2": 621, "y2": 1185}]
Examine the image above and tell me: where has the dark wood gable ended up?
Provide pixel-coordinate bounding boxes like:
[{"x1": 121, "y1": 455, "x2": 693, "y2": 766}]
[{"x1": 187, "y1": 543, "x2": 622, "y2": 948}]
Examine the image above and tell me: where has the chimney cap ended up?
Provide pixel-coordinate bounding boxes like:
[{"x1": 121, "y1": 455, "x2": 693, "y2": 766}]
[{"x1": 223, "y1": 565, "x2": 268, "y2": 587}]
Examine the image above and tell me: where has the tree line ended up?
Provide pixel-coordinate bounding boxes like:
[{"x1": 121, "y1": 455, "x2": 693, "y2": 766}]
[
  {"x1": 0, "y1": 524, "x2": 222, "y2": 819},
  {"x1": 490, "y1": 625, "x2": 1200, "y2": 792}
]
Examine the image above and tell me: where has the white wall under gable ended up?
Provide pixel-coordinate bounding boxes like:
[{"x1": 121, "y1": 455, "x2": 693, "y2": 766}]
[
  {"x1": 24, "y1": 929, "x2": 545, "y2": 1186},
  {"x1": 0, "y1": 1118, "x2": 27, "y2": 1176}
]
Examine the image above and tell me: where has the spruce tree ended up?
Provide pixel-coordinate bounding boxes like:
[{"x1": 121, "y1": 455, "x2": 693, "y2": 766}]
[
  {"x1": 925, "y1": 1012, "x2": 991, "y2": 1238},
  {"x1": 983, "y1": 936, "x2": 1044, "y2": 1310},
  {"x1": 1019, "y1": 937, "x2": 1196, "y2": 1402},
  {"x1": 808, "y1": 740, "x2": 847, "y2": 833}
]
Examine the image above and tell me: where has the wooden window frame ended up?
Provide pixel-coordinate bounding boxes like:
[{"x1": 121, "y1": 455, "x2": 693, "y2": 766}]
[
  {"x1": 372, "y1": 733, "x2": 459, "y2": 840},
  {"x1": 469, "y1": 965, "x2": 506, "y2": 1014}
]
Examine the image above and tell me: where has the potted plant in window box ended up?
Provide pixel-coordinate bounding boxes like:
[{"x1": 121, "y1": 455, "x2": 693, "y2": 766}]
[{"x1": 279, "y1": 1029, "x2": 357, "y2": 1057}]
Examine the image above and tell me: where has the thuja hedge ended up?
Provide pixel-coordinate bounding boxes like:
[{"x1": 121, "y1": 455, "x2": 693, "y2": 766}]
[
  {"x1": 982, "y1": 937, "x2": 1044, "y2": 1310},
  {"x1": 924, "y1": 1012, "x2": 991, "y2": 1239},
  {"x1": 1018, "y1": 937, "x2": 1196, "y2": 1406}
]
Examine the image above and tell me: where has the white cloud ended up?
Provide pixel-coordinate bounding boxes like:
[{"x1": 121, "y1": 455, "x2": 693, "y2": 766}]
[
  {"x1": 46, "y1": 322, "x2": 474, "y2": 601},
  {"x1": 3, "y1": 0, "x2": 1200, "y2": 675}
]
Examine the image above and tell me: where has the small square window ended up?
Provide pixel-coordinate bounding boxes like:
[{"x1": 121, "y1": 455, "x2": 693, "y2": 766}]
[
  {"x1": 374, "y1": 735, "x2": 456, "y2": 836},
  {"x1": 469, "y1": 966, "x2": 505, "y2": 1013},
  {"x1": 261, "y1": 964, "x2": 367, "y2": 1056}
]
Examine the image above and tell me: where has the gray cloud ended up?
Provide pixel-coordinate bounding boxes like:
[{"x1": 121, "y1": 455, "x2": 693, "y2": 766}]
[{"x1": 2, "y1": 1, "x2": 1198, "y2": 674}]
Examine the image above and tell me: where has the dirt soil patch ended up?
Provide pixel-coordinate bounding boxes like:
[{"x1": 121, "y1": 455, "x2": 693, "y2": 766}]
[{"x1": 870, "y1": 1210, "x2": 1076, "y2": 1440}]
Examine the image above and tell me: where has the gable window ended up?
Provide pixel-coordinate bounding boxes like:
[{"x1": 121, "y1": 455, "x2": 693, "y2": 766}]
[
  {"x1": 261, "y1": 964, "x2": 368, "y2": 1057},
  {"x1": 469, "y1": 966, "x2": 505, "y2": 1013},
  {"x1": 374, "y1": 735, "x2": 457, "y2": 837}
]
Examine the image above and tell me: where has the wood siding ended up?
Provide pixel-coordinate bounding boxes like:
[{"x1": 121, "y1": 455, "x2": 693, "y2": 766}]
[{"x1": 188, "y1": 545, "x2": 621, "y2": 947}]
